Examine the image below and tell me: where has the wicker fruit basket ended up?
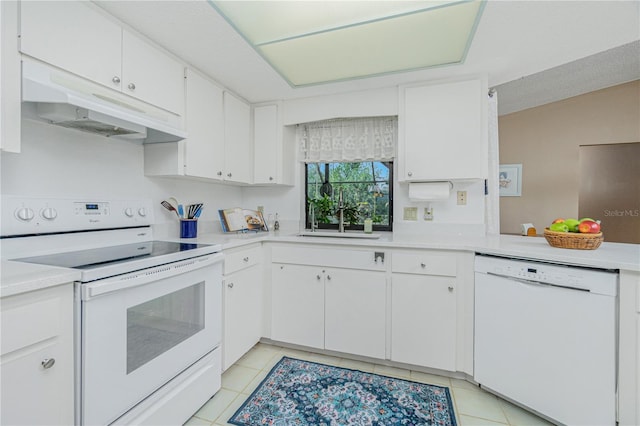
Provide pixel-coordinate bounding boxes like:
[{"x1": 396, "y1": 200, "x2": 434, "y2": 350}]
[{"x1": 543, "y1": 228, "x2": 604, "y2": 250}]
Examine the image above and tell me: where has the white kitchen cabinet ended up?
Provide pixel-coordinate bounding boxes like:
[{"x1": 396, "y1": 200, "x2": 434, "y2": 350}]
[
  {"x1": 324, "y1": 268, "x2": 386, "y2": 359},
  {"x1": 1, "y1": 0, "x2": 21, "y2": 153},
  {"x1": 223, "y1": 244, "x2": 263, "y2": 370},
  {"x1": 223, "y1": 92, "x2": 252, "y2": 184},
  {"x1": 253, "y1": 103, "x2": 294, "y2": 186},
  {"x1": 391, "y1": 250, "x2": 458, "y2": 372},
  {"x1": 398, "y1": 78, "x2": 487, "y2": 182},
  {"x1": 144, "y1": 68, "x2": 224, "y2": 180},
  {"x1": 1, "y1": 283, "x2": 74, "y2": 426},
  {"x1": 271, "y1": 263, "x2": 325, "y2": 349},
  {"x1": 270, "y1": 244, "x2": 387, "y2": 358},
  {"x1": 19, "y1": 1, "x2": 184, "y2": 115}
]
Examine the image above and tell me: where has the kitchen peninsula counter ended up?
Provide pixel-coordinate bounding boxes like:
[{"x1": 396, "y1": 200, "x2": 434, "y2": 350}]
[{"x1": 192, "y1": 231, "x2": 640, "y2": 272}]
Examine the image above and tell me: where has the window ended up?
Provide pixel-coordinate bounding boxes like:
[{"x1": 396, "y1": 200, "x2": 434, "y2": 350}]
[{"x1": 305, "y1": 161, "x2": 393, "y2": 231}]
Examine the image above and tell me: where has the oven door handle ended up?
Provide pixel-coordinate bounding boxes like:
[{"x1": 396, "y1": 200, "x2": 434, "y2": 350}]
[{"x1": 82, "y1": 252, "x2": 224, "y2": 300}]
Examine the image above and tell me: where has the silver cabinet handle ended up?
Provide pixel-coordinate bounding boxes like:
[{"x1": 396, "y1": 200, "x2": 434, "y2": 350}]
[
  {"x1": 316, "y1": 275, "x2": 321, "y2": 280},
  {"x1": 420, "y1": 263, "x2": 426, "y2": 268},
  {"x1": 326, "y1": 275, "x2": 331, "y2": 280},
  {"x1": 228, "y1": 282, "x2": 234, "y2": 288},
  {"x1": 128, "y1": 83, "x2": 136, "y2": 90},
  {"x1": 269, "y1": 176, "x2": 274, "y2": 181},
  {"x1": 41, "y1": 358, "x2": 55, "y2": 369},
  {"x1": 112, "y1": 76, "x2": 120, "y2": 84},
  {"x1": 217, "y1": 171, "x2": 223, "y2": 176},
  {"x1": 227, "y1": 173, "x2": 232, "y2": 178},
  {"x1": 408, "y1": 171, "x2": 413, "y2": 177},
  {"x1": 448, "y1": 286, "x2": 454, "y2": 292},
  {"x1": 243, "y1": 257, "x2": 249, "y2": 262}
]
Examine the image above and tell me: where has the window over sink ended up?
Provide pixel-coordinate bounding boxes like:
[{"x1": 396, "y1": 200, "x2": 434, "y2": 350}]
[{"x1": 305, "y1": 161, "x2": 393, "y2": 232}]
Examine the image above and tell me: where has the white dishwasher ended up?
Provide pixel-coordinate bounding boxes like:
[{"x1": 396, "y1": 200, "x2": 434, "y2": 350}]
[{"x1": 474, "y1": 254, "x2": 618, "y2": 426}]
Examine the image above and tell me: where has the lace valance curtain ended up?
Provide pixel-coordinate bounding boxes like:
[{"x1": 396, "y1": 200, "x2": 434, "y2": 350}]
[{"x1": 297, "y1": 116, "x2": 396, "y2": 163}]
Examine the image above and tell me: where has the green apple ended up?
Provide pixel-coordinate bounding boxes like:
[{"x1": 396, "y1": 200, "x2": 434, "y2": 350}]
[
  {"x1": 564, "y1": 218, "x2": 580, "y2": 232},
  {"x1": 550, "y1": 222, "x2": 569, "y2": 232}
]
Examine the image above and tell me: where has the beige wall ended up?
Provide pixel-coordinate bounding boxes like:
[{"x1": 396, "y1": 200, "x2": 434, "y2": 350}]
[{"x1": 498, "y1": 80, "x2": 640, "y2": 235}]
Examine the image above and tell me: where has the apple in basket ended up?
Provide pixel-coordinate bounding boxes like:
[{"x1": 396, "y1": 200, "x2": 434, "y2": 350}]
[{"x1": 578, "y1": 220, "x2": 601, "y2": 234}]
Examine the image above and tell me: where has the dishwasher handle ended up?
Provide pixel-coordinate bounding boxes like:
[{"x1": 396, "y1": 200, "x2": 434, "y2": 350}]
[{"x1": 485, "y1": 271, "x2": 590, "y2": 293}]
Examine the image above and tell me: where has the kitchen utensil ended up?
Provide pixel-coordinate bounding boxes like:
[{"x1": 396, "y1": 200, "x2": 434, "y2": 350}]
[
  {"x1": 177, "y1": 204, "x2": 185, "y2": 218},
  {"x1": 194, "y1": 205, "x2": 203, "y2": 218},
  {"x1": 161, "y1": 200, "x2": 180, "y2": 217},
  {"x1": 168, "y1": 197, "x2": 179, "y2": 211}
]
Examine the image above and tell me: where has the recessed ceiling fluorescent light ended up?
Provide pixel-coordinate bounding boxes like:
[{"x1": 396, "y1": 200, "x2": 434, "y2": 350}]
[{"x1": 210, "y1": 1, "x2": 485, "y2": 87}]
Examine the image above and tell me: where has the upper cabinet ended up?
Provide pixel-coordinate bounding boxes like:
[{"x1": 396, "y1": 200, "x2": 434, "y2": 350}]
[
  {"x1": 253, "y1": 103, "x2": 294, "y2": 186},
  {"x1": 398, "y1": 78, "x2": 488, "y2": 182},
  {"x1": 145, "y1": 71, "x2": 253, "y2": 185},
  {"x1": 0, "y1": 0, "x2": 21, "y2": 153},
  {"x1": 19, "y1": 1, "x2": 184, "y2": 115},
  {"x1": 223, "y1": 92, "x2": 252, "y2": 184}
]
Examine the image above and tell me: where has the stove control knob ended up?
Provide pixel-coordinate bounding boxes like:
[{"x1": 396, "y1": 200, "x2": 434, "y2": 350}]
[
  {"x1": 15, "y1": 207, "x2": 35, "y2": 222},
  {"x1": 41, "y1": 207, "x2": 58, "y2": 220},
  {"x1": 137, "y1": 208, "x2": 146, "y2": 217},
  {"x1": 124, "y1": 208, "x2": 134, "y2": 218}
]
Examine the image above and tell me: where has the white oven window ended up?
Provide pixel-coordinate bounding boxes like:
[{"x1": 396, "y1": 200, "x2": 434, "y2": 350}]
[{"x1": 127, "y1": 282, "x2": 205, "y2": 374}]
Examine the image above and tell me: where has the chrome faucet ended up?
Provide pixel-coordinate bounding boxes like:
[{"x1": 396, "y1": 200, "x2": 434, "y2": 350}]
[
  {"x1": 309, "y1": 204, "x2": 317, "y2": 232},
  {"x1": 337, "y1": 188, "x2": 345, "y2": 233}
]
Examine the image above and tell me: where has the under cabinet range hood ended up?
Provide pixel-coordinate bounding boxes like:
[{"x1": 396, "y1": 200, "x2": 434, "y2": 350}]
[{"x1": 21, "y1": 60, "x2": 187, "y2": 143}]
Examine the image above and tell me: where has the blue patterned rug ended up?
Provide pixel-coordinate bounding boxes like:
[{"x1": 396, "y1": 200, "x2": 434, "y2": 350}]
[{"x1": 228, "y1": 357, "x2": 457, "y2": 426}]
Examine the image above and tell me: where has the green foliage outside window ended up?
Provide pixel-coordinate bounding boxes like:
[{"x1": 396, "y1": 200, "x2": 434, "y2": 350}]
[{"x1": 305, "y1": 161, "x2": 393, "y2": 231}]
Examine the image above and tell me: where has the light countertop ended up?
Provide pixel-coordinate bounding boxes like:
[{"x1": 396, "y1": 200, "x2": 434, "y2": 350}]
[
  {"x1": 1, "y1": 260, "x2": 81, "y2": 298},
  {"x1": 189, "y1": 231, "x2": 640, "y2": 272},
  {"x1": 3, "y1": 232, "x2": 638, "y2": 298}
]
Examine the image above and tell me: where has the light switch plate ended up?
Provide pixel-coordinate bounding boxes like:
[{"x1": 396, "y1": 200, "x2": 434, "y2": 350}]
[
  {"x1": 424, "y1": 207, "x2": 434, "y2": 220},
  {"x1": 403, "y1": 207, "x2": 418, "y2": 221}
]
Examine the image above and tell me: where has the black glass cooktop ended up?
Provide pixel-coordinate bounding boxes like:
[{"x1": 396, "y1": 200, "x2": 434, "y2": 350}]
[{"x1": 16, "y1": 241, "x2": 210, "y2": 270}]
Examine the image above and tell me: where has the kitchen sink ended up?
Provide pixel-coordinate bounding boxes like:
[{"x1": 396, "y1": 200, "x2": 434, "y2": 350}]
[{"x1": 298, "y1": 231, "x2": 381, "y2": 239}]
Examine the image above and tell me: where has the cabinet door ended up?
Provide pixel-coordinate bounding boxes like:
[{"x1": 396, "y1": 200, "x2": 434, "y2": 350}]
[
  {"x1": 325, "y1": 269, "x2": 386, "y2": 359},
  {"x1": 122, "y1": 30, "x2": 185, "y2": 115},
  {"x1": 20, "y1": 1, "x2": 122, "y2": 91},
  {"x1": 400, "y1": 79, "x2": 485, "y2": 181},
  {"x1": 223, "y1": 264, "x2": 263, "y2": 370},
  {"x1": 271, "y1": 264, "x2": 324, "y2": 349},
  {"x1": 391, "y1": 274, "x2": 457, "y2": 371},
  {"x1": 184, "y1": 69, "x2": 225, "y2": 180},
  {"x1": 223, "y1": 92, "x2": 252, "y2": 184},
  {"x1": 1, "y1": 0, "x2": 21, "y2": 153},
  {"x1": 253, "y1": 104, "x2": 279, "y2": 184}
]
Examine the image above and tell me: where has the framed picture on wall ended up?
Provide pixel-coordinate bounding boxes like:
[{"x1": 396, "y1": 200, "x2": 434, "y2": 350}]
[{"x1": 499, "y1": 164, "x2": 522, "y2": 196}]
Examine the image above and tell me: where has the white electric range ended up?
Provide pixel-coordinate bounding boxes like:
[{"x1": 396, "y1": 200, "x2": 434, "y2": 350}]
[{"x1": 1, "y1": 196, "x2": 223, "y2": 426}]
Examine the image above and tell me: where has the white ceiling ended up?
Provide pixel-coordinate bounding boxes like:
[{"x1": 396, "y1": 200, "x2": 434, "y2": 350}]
[{"x1": 95, "y1": 1, "x2": 640, "y2": 112}]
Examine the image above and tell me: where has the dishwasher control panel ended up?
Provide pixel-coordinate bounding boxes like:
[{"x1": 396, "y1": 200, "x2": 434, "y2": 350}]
[{"x1": 475, "y1": 254, "x2": 618, "y2": 296}]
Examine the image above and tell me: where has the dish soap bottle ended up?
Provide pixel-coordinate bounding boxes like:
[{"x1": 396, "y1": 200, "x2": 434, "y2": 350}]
[
  {"x1": 274, "y1": 213, "x2": 280, "y2": 231},
  {"x1": 364, "y1": 217, "x2": 373, "y2": 234}
]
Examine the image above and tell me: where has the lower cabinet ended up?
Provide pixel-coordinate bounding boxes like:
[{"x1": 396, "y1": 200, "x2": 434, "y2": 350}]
[
  {"x1": 324, "y1": 268, "x2": 386, "y2": 359},
  {"x1": 271, "y1": 263, "x2": 325, "y2": 349},
  {"x1": 270, "y1": 245, "x2": 387, "y2": 359},
  {"x1": 390, "y1": 250, "x2": 460, "y2": 372},
  {"x1": 1, "y1": 283, "x2": 74, "y2": 426},
  {"x1": 223, "y1": 245, "x2": 263, "y2": 370}
]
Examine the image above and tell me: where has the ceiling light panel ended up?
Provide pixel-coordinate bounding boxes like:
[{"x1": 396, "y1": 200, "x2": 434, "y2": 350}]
[{"x1": 210, "y1": 0, "x2": 484, "y2": 87}]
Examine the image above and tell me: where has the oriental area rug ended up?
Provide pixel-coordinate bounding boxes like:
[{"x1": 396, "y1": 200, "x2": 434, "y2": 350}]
[{"x1": 228, "y1": 357, "x2": 457, "y2": 426}]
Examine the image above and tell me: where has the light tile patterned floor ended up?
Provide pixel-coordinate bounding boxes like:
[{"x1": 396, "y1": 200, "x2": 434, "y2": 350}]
[{"x1": 185, "y1": 343, "x2": 554, "y2": 426}]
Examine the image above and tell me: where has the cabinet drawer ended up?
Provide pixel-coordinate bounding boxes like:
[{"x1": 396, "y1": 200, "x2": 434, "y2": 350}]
[
  {"x1": 224, "y1": 245, "x2": 262, "y2": 275},
  {"x1": 271, "y1": 245, "x2": 386, "y2": 271},
  {"x1": 392, "y1": 251, "x2": 457, "y2": 277},
  {"x1": 1, "y1": 297, "x2": 62, "y2": 356}
]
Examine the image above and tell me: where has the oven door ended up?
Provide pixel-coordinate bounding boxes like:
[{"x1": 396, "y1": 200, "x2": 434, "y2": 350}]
[{"x1": 79, "y1": 253, "x2": 223, "y2": 426}]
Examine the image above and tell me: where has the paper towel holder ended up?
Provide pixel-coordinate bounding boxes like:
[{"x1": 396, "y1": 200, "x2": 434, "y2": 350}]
[{"x1": 408, "y1": 181, "x2": 454, "y2": 201}]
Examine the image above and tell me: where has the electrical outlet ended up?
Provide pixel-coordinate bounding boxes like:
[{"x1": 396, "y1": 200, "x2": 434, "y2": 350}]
[
  {"x1": 403, "y1": 207, "x2": 418, "y2": 221},
  {"x1": 424, "y1": 207, "x2": 434, "y2": 221},
  {"x1": 457, "y1": 191, "x2": 467, "y2": 205}
]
